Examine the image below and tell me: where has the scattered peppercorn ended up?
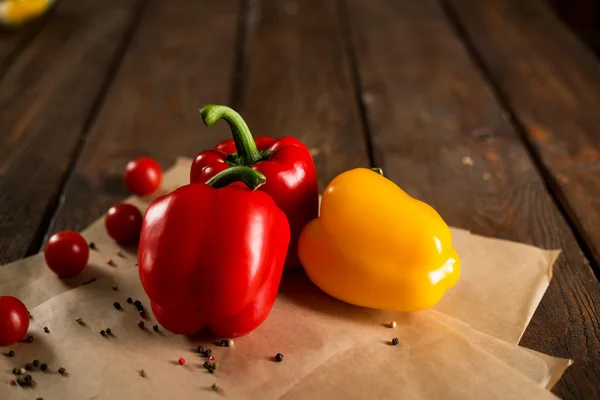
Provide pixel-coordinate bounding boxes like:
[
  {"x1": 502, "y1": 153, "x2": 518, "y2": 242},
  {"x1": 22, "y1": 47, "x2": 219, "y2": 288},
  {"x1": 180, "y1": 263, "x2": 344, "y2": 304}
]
[
  {"x1": 76, "y1": 317, "x2": 84, "y2": 324},
  {"x1": 392, "y1": 338, "x2": 399, "y2": 346},
  {"x1": 153, "y1": 325, "x2": 159, "y2": 332},
  {"x1": 204, "y1": 349, "x2": 212, "y2": 357},
  {"x1": 113, "y1": 301, "x2": 122, "y2": 310},
  {"x1": 107, "y1": 259, "x2": 116, "y2": 266},
  {"x1": 211, "y1": 383, "x2": 219, "y2": 392},
  {"x1": 139, "y1": 309, "x2": 147, "y2": 318},
  {"x1": 8, "y1": 378, "x2": 15, "y2": 385},
  {"x1": 275, "y1": 353, "x2": 284, "y2": 362},
  {"x1": 390, "y1": 321, "x2": 397, "y2": 328},
  {"x1": 25, "y1": 363, "x2": 33, "y2": 371},
  {"x1": 207, "y1": 355, "x2": 215, "y2": 361},
  {"x1": 18, "y1": 368, "x2": 26, "y2": 375},
  {"x1": 7, "y1": 350, "x2": 14, "y2": 357},
  {"x1": 127, "y1": 297, "x2": 133, "y2": 304},
  {"x1": 208, "y1": 368, "x2": 214, "y2": 374},
  {"x1": 44, "y1": 326, "x2": 50, "y2": 333},
  {"x1": 112, "y1": 286, "x2": 119, "y2": 291},
  {"x1": 24, "y1": 374, "x2": 32, "y2": 382},
  {"x1": 37, "y1": 397, "x2": 44, "y2": 400},
  {"x1": 227, "y1": 339, "x2": 234, "y2": 347},
  {"x1": 40, "y1": 363, "x2": 48, "y2": 372},
  {"x1": 212, "y1": 361, "x2": 219, "y2": 370},
  {"x1": 33, "y1": 360, "x2": 39, "y2": 367},
  {"x1": 89, "y1": 242, "x2": 97, "y2": 250},
  {"x1": 29, "y1": 311, "x2": 33, "y2": 319},
  {"x1": 106, "y1": 328, "x2": 112, "y2": 335},
  {"x1": 139, "y1": 370, "x2": 146, "y2": 378},
  {"x1": 138, "y1": 321, "x2": 145, "y2": 329},
  {"x1": 197, "y1": 345, "x2": 204, "y2": 354},
  {"x1": 178, "y1": 357, "x2": 185, "y2": 365},
  {"x1": 58, "y1": 367, "x2": 66, "y2": 375},
  {"x1": 219, "y1": 339, "x2": 227, "y2": 347},
  {"x1": 101, "y1": 330, "x2": 106, "y2": 336},
  {"x1": 12, "y1": 367, "x2": 19, "y2": 374},
  {"x1": 26, "y1": 336, "x2": 33, "y2": 343},
  {"x1": 204, "y1": 361, "x2": 211, "y2": 369},
  {"x1": 16, "y1": 377, "x2": 26, "y2": 386},
  {"x1": 134, "y1": 300, "x2": 142, "y2": 308}
]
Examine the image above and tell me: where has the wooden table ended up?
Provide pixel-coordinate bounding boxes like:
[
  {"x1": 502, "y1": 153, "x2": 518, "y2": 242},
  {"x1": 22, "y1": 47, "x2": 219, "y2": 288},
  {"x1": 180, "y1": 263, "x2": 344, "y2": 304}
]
[{"x1": 1, "y1": 0, "x2": 599, "y2": 398}]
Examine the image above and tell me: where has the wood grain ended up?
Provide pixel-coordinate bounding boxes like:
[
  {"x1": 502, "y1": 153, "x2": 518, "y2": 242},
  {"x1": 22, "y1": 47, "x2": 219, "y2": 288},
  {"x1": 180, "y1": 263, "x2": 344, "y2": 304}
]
[
  {"x1": 50, "y1": 0, "x2": 241, "y2": 233},
  {"x1": 0, "y1": 0, "x2": 144, "y2": 264},
  {"x1": 344, "y1": 0, "x2": 600, "y2": 398},
  {"x1": 239, "y1": 0, "x2": 370, "y2": 190},
  {"x1": 0, "y1": 18, "x2": 46, "y2": 76},
  {"x1": 445, "y1": 0, "x2": 600, "y2": 284}
]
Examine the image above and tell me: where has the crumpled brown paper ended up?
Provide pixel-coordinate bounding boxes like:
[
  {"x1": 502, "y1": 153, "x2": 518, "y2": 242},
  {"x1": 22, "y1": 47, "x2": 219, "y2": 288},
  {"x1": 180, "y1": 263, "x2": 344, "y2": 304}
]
[{"x1": 0, "y1": 157, "x2": 570, "y2": 399}]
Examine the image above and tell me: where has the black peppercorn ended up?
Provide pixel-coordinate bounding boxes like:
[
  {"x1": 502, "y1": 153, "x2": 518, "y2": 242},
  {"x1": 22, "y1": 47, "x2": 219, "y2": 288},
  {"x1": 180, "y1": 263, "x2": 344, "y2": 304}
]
[
  {"x1": 33, "y1": 360, "x2": 40, "y2": 367},
  {"x1": 112, "y1": 286, "x2": 119, "y2": 291},
  {"x1": 100, "y1": 330, "x2": 106, "y2": 336},
  {"x1": 12, "y1": 367, "x2": 19, "y2": 374},
  {"x1": 208, "y1": 368, "x2": 214, "y2": 374},
  {"x1": 391, "y1": 338, "x2": 399, "y2": 346},
  {"x1": 203, "y1": 361, "x2": 211, "y2": 369},
  {"x1": 275, "y1": 353, "x2": 284, "y2": 362},
  {"x1": 113, "y1": 301, "x2": 122, "y2": 310},
  {"x1": 44, "y1": 326, "x2": 50, "y2": 333},
  {"x1": 24, "y1": 374, "x2": 32, "y2": 382},
  {"x1": 58, "y1": 367, "x2": 66, "y2": 375},
  {"x1": 25, "y1": 363, "x2": 33, "y2": 371},
  {"x1": 26, "y1": 335, "x2": 33, "y2": 343},
  {"x1": 16, "y1": 377, "x2": 26, "y2": 386},
  {"x1": 40, "y1": 363, "x2": 48, "y2": 372},
  {"x1": 204, "y1": 349, "x2": 212, "y2": 357},
  {"x1": 134, "y1": 300, "x2": 142, "y2": 308},
  {"x1": 153, "y1": 325, "x2": 159, "y2": 332},
  {"x1": 89, "y1": 242, "x2": 97, "y2": 250},
  {"x1": 7, "y1": 350, "x2": 15, "y2": 357},
  {"x1": 28, "y1": 312, "x2": 33, "y2": 319},
  {"x1": 106, "y1": 328, "x2": 112, "y2": 335},
  {"x1": 219, "y1": 339, "x2": 227, "y2": 347},
  {"x1": 127, "y1": 297, "x2": 133, "y2": 304},
  {"x1": 197, "y1": 345, "x2": 204, "y2": 354}
]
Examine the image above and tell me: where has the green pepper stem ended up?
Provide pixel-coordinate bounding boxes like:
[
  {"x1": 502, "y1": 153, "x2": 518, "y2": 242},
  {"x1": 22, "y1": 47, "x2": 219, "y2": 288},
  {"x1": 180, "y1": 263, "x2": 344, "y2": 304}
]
[
  {"x1": 205, "y1": 166, "x2": 266, "y2": 190},
  {"x1": 200, "y1": 104, "x2": 263, "y2": 166},
  {"x1": 371, "y1": 167, "x2": 384, "y2": 176}
]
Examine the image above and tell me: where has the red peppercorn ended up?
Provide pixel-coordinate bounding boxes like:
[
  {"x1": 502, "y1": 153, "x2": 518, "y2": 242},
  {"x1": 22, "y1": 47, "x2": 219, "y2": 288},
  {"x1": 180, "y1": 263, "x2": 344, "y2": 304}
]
[
  {"x1": 139, "y1": 309, "x2": 146, "y2": 318},
  {"x1": 137, "y1": 321, "x2": 145, "y2": 329},
  {"x1": 178, "y1": 357, "x2": 185, "y2": 365},
  {"x1": 208, "y1": 356, "x2": 214, "y2": 361}
]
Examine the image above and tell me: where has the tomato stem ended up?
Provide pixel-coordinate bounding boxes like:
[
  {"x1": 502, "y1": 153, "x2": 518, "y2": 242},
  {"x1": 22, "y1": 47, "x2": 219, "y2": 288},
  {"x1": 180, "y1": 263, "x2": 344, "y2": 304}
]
[
  {"x1": 199, "y1": 105, "x2": 265, "y2": 166},
  {"x1": 205, "y1": 166, "x2": 266, "y2": 190}
]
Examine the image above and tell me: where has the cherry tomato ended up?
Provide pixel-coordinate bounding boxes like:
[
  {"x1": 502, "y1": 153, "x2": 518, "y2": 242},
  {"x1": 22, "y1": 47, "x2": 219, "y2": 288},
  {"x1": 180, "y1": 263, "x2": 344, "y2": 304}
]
[
  {"x1": 124, "y1": 157, "x2": 163, "y2": 196},
  {"x1": 105, "y1": 203, "x2": 143, "y2": 244},
  {"x1": 44, "y1": 231, "x2": 89, "y2": 278},
  {"x1": 0, "y1": 296, "x2": 30, "y2": 346}
]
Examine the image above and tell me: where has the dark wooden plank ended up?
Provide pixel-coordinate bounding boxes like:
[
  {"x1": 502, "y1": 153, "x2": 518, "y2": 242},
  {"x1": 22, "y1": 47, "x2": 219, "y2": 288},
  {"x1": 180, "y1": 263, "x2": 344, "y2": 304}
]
[
  {"x1": 240, "y1": 0, "x2": 370, "y2": 189},
  {"x1": 0, "y1": 0, "x2": 144, "y2": 264},
  {"x1": 445, "y1": 0, "x2": 600, "y2": 283},
  {"x1": 50, "y1": 0, "x2": 241, "y2": 232},
  {"x1": 0, "y1": 18, "x2": 46, "y2": 74},
  {"x1": 344, "y1": 0, "x2": 600, "y2": 398}
]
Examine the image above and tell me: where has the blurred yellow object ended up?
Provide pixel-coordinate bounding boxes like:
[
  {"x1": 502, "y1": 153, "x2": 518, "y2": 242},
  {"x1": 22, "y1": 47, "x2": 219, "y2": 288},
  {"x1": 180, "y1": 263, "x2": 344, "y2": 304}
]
[
  {"x1": 0, "y1": 0, "x2": 55, "y2": 26},
  {"x1": 298, "y1": 168, "x2": 460, "y2": 312}
]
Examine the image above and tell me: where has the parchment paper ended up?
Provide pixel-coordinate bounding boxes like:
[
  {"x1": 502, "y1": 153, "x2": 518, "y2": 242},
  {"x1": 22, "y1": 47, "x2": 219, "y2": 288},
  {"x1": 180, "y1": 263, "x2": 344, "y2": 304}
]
[
  {"x1": 0, "y1": 157, "x2": 570, "y2": 398},
  {"x1": 1, "y1": 270, "x2": 558, "y2": 400}
]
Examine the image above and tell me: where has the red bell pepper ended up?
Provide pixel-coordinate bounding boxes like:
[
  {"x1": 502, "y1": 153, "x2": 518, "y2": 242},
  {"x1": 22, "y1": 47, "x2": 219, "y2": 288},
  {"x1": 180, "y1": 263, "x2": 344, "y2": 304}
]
[
  {"x1": 190, "y1": 104, "x2": 318, "y2": 270},
  {"x1": 138, "y1": 166, "x2": 290, "y2": 338}
]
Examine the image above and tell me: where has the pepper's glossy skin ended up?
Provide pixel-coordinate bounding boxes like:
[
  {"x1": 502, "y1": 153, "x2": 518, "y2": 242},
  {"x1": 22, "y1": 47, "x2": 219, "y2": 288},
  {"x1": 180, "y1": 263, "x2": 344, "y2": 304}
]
[
  {"x1": 138, "y1": 172, "x2": 290, "y2": 338},
  {"x1": 191, "y1": 105, "x2": 318, "y2": 270},
  {"x1": 298, "y1": 168, "x2": 460, "y2": 312}
]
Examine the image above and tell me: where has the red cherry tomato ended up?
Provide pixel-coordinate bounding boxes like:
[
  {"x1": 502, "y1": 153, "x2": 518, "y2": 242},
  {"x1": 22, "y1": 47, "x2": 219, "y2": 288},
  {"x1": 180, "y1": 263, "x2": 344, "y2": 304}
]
[
  {"x1": 124, "y1": 157, "x2": 163, "y2": 196},
  {"x1": 0, "y1": 296, "x2": 30, "y2": 345},
  {"x1": 44, "y1": 231, "x2": 89, "y2": 278},
  {"x1": 105, "y1": 203, "x2": 143, "y2": 244}
]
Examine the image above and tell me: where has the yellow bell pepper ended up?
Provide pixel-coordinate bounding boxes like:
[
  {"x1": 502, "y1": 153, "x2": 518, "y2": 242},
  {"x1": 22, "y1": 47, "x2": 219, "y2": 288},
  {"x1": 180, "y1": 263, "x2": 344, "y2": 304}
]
[
  {"x1": 0, "y1": 0, "x2": 55, "y2": 27},
  {"x1": 298, "y1": 168, "x2": 460, "y2": 312}
]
